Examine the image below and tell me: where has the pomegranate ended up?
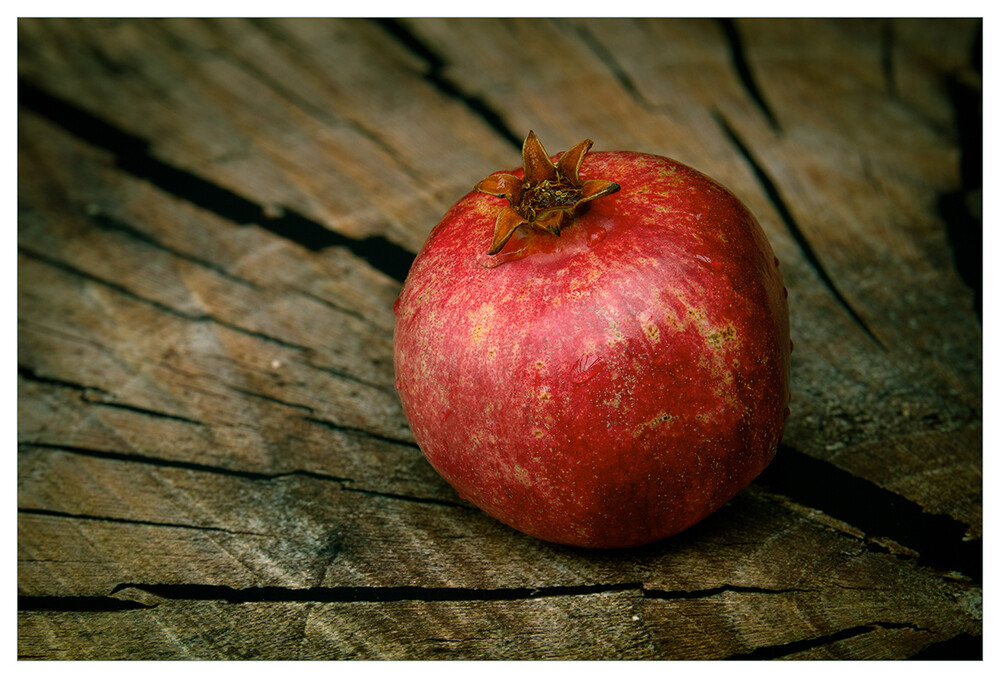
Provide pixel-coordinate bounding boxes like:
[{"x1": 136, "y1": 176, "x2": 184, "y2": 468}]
[{"x1": 393, "y1": 132, "x2": 790, "y2": 548}]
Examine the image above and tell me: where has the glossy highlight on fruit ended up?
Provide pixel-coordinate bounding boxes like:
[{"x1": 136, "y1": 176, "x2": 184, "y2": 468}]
[{"x1": 393, "y1": 132, "x2": 790, "y2": 548}]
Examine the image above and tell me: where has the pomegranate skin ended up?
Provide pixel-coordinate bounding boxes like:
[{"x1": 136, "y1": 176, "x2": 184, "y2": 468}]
[{"x1": 393, "y1": 150, "x2": 790, "y2": 548}]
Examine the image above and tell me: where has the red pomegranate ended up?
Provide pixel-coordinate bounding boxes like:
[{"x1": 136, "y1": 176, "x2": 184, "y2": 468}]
[{"x1": 393, "y1": 132, "x2": 790, "y2": 548}]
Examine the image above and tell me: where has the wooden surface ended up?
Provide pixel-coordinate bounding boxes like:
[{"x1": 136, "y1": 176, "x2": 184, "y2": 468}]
[{"x1": 17, "y1": 18, "x2": 982, "y2": 660}]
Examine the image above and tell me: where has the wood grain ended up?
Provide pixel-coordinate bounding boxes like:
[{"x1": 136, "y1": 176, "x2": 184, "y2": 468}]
[{"x1": 18, "y1": 18, "x2": 981, "y2": 659}]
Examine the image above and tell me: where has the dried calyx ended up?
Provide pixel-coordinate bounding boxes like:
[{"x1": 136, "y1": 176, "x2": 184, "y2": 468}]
[{"x1": 475, "y1": 131, "x2": 620, "y2": 255}]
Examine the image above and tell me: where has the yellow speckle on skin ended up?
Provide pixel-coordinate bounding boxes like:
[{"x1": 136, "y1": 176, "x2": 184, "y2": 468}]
[
  {"x1": 468, "y1": 303, "x2": 496, "y2": 344},
  {"x1": 687, "y1": 307, "x2": 708, "y2": 321},
  {"x1": 633, "y1": 411, "x2": 676, "y2": 437},
  {"x1": 607, "y1": 318, "x2": 625, "y2": 346},
  {"x1": 706, "y1": 325, "x2": 738, "y2": 349},
  {"x1": 603, "y1": 392, "x2": 622, "y2": 408},
  {"x1": 637, "y1": 310, "x2": 660, "y2": 344},
  {"x1": 567, "y1": 266, "x2": 604, "y2": 301},
  {"x1": 513, "y1": 464, "x2": 532, "y2": 485},
  {"x1": 683, "y1": 304, "x2": 740, "y2": 354}
]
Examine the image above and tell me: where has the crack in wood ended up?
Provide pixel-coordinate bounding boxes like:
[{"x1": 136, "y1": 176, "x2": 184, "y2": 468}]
[
  {"x1": 18, "y1": 365, "x2": 110, "y2": 396},
  {"x1": 88, "y1": 210, "x2": 262, "y2": 289},
  {"x1": 20, "y1": 245, "x2": 315, "y2": 352},
  {"x1": 304, "y1": 362, "x2": 394, "y2": 394},
  {"x1": 717, "y1": 19, "x2": 780, "y2": 131},
  {"x1": 303, "y1": 416, "x2": 419, "y2": 449},
  {"x1": 155, "y1": 359, "x2": 390, "y2": 415},
  {"x1": 226, "y1": 386, "x2": 316, "y2": 413},
  {"x1": 19, "y1": 319, "x2": 125, "y2": 360},
  {"x1": 19, "y1": 442, "x2": 449, "y2": 509},
  {"x1": 18, "y1": 595, "x2": 149, "y2": 612},
  {"x1": 19, "y1": 442, "x2": 351, "y2": 485},
  {"x1": 18, "y1": 356, "x2": 394, "y2": 447},
  {"x1": 20, "y1": 580, "x2": 814, "y2": 612},
  {"x1": 722, "y1": 621, "x2": 930, "y2": 660},
  {"x1": 24, "y1": 356, "x2": 406, "y2": 452},
  {"x1": 570, "y1": 21, "x2": 652, "y2": 109},
  {"x1": 370, "y1": 18, "x2": 521, "y2": 149},
  {"x1": 18, "y1": 245, "x2": 221, "y2": 321},
  {"x1": 19, "y1": 365, "x2": 207, "y2": 425},
  {"x1": 757, "y1": 443, "x2": 982, "y2": 584},
  {"x1": 712, "y1": 111, "x2": 886, "y2": 349},
  {"x1": 17, "y1": 507, "x2": 273, "y2": 537},
  {"x1": 222, "y1": 18, "x2": 431, "y2": 186},
  {"x1": 83, "y1": 398, "x2": 208, "y2": 426},
  {"x1": 106, "y1": 582, "x2": 644, "y2": 605},
  {"x1": 340, "y1": 487, "x2": 472, "y2": 510},
  {"x1": 78, "y1": 210, "x2": 384, "y2": 329},
  {"x1": 294, "y1": 289, "x2": 369, "y2": 325},
  {"x1": 17, "y1": 78, "x2": 416, "y2": 283},
  {"x1": 880, "y1": 19, "x2": 898, "y2": 98},
  {"x1": 642, "y1": 584, "x2": 807, "y2": 600}
]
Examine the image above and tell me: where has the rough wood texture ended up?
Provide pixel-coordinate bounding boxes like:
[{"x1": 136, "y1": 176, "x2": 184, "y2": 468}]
[{"x1": 18, "y1": 18, "x2": 982, "y2": 660}]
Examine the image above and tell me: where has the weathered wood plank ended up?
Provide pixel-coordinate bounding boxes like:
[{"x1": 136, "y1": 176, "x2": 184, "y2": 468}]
[
  {"x1": 17, "y1": 18, "x2": 515, "y2": 252},
  {"x1": 18, "y1": 578, "x2": 981, "y2": 660},
  {"x1": 18, "y1": 17, "x2": 981, "y2": 660},
  {"x1": 18, "y1": 440, "x2": 982, "y2": 659},
  {"x1": 18, "y1": 108, "x2": 418, "y2": 459}
]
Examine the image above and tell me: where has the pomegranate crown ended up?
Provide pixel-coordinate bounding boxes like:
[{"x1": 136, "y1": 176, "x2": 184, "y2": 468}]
[{"x1": 474, "y1": 131, "x2": 620, "y2": 255}]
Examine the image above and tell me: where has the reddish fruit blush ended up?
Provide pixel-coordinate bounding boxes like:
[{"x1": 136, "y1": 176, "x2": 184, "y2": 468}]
[{"x1": 393, "y1": 134, "x2": 790, "y2": 548}]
